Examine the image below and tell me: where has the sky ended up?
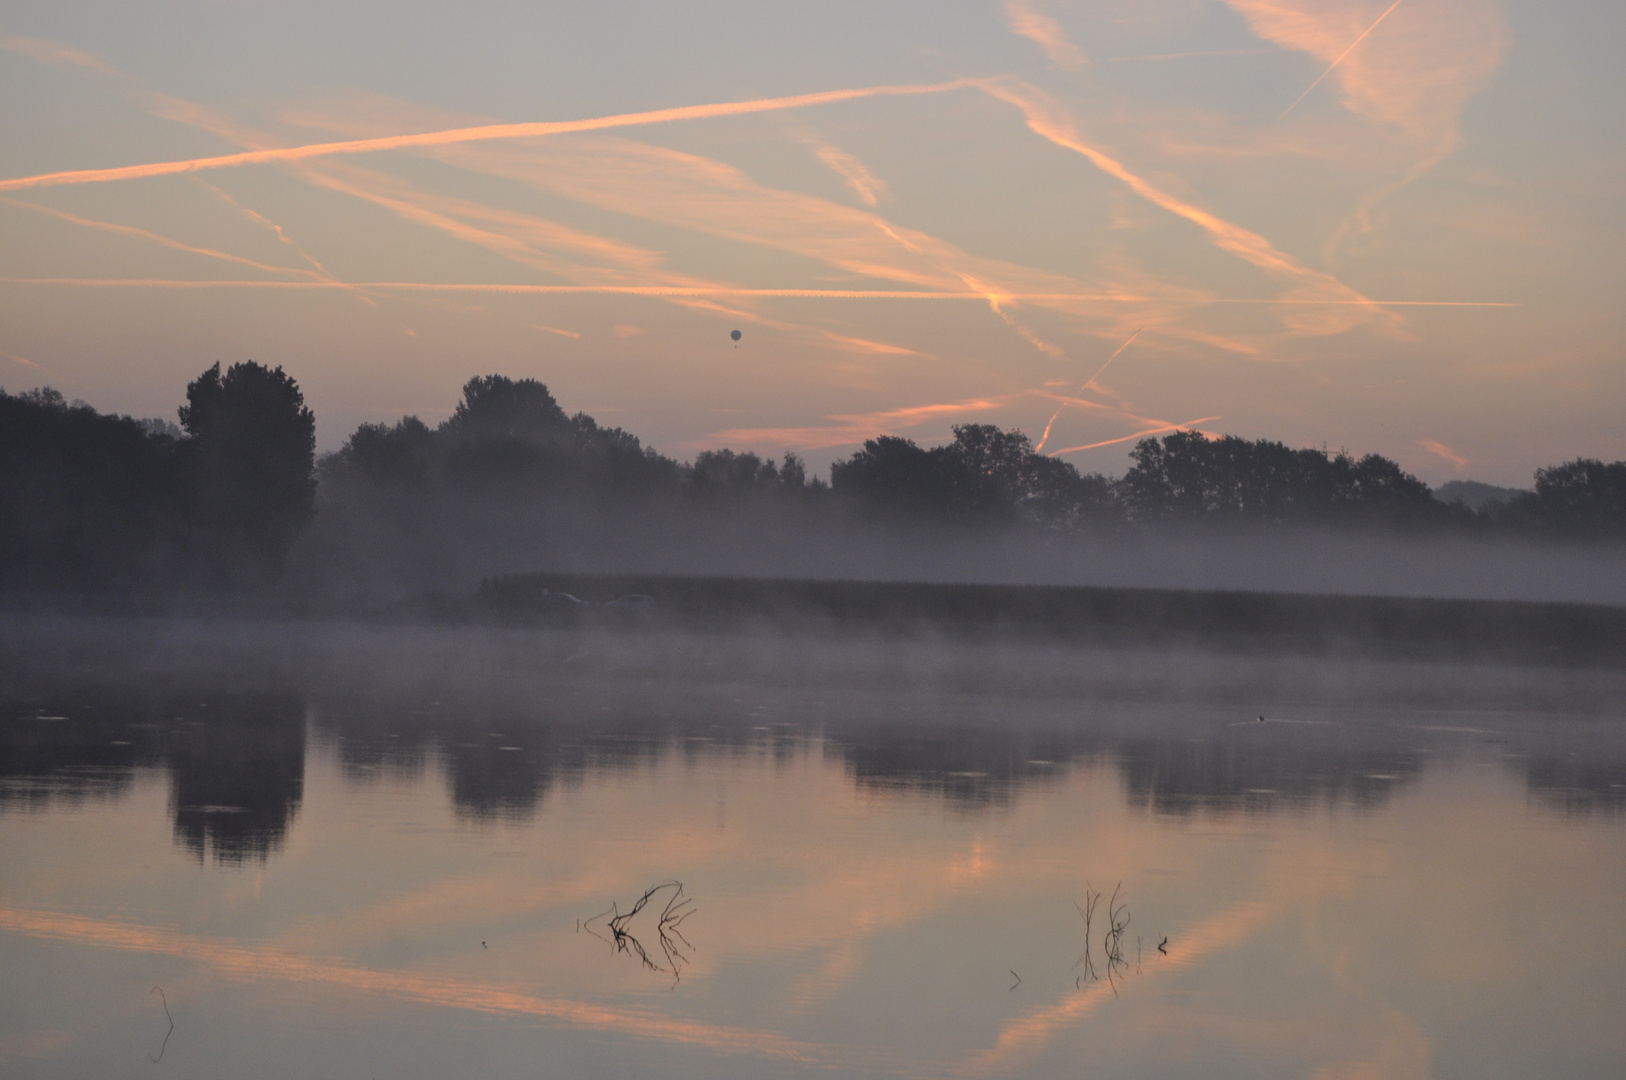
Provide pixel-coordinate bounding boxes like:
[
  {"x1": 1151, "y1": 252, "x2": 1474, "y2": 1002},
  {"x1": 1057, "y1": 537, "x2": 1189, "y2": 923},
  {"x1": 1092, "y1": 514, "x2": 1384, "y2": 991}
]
[{"x1": 1, "y1": 0, "x2": 1622, "y2": 485}]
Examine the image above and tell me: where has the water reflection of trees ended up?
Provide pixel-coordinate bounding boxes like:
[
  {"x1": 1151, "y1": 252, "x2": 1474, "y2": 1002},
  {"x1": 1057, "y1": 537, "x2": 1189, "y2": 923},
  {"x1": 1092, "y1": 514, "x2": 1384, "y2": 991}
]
[
  {"x1": 0, "y1": 689, "x2": 304, "y2": 863},
  {"x1": 837, "y1": 725, "x2": 1077, "y2": 809},
  {"x1": 8, "y1": 680, "x2": 1626, "y2": 861},
  {"x1": 1112, "y1": 731, "x2": 1429, "y2": 815},
  {"x1": 1523, "y1": 756, "x2": 1626, "y2": 816},
  {"x1": 167, "y1": 695, "x2": 304, "y2": 864}
]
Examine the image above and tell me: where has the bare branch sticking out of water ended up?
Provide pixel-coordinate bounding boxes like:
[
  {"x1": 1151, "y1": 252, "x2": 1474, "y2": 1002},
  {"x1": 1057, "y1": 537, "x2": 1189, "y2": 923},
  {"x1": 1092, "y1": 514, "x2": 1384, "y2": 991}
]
[
  {"x1": 1073, "y1": 884, "x2": 1101, "y2": 984},
  {"x1": 148, "y1": 985, "x2": 174, "y2": 1063},
  {"x1": 583, "y1": 881, "x2": 696, "y2": 986},
  {"x1": 1103, "y1": 883, "x2": 1131, "y2": 995}
]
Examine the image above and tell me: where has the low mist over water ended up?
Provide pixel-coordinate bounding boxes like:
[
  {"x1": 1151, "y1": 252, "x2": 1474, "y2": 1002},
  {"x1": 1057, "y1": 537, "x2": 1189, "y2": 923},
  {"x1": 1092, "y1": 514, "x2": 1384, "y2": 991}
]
[
  {"x1": 6, "y1": 1, "x2": 1626, "y2": 1073},
  {"x1": 3, "y1": 619, "x2": 1624, "y2": 1078}
]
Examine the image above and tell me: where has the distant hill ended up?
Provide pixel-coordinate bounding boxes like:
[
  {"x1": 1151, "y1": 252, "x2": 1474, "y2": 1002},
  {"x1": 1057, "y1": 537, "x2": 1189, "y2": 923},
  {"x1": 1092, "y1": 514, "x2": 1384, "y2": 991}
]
[{"x1": 1435, "y1": 480, "x2": 1529, "y2": 511}]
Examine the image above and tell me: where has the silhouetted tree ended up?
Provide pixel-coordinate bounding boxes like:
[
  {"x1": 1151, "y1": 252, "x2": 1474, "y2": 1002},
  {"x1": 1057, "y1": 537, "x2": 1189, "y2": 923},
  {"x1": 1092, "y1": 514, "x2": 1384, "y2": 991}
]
[
  {"x1": 1527, "y1": 459, "x2": 1626, "y2": 535},
  {"x1": 1020, "y1": 453, "x2": 1118, "y2": 531},
  {"x1": 441, "y1": 375, "x2": 568, "y2": 441},
  {"x1": 941, "y1": 424, "x2": 1032, "y2": 524},
  {"x1": 328, "y1": 416, "x2": 438, "y2": 488},
  {"x1": 831, "y1": 424, "x2": 1114, "y2": 529},
  {"x1": 179, "y1": 362, "x2": 316, "y2": 583},
  {"x1": 831, "y1": 435, "x2": 958, "y2": 520},
  {"x1": 1120, "y1": 430, "x2": 1438, "y2": 525},
  {"x1": 0, "y1": 387, "x2": 185, "y2": 593},
  {"x1": 687, "y1": 449, "x2": 817, "y2": 503}
]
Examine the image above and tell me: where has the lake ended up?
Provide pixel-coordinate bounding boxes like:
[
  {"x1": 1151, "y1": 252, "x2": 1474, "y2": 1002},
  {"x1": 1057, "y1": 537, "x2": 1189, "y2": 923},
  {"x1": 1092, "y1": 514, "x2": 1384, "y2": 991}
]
[{"x1": 2, "y1": 616, "x2": 1624, "y2": 1078}]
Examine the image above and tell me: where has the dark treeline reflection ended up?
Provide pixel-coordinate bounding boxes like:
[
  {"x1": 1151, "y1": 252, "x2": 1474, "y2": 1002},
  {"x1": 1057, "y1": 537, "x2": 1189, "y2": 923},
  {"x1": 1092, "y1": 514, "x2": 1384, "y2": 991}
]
[
  {"x1": 0, "y1": 689, "x2": 304, "y2": 864},
  {"x1": 6, "y1": 677, "x2": 1624, "y2": 863}
]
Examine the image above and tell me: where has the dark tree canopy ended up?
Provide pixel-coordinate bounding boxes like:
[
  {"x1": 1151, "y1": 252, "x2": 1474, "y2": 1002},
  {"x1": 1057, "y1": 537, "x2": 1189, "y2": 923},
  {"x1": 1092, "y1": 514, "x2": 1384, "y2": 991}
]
[
  {"x1": 442, "y1": 375, "x2": 569, "y2": 442},
  {"x1": 1119, "y1": 431, "x2": 1439, "y2": 525},
  {"x1": 0, "y1": 387, "x2": 184, "y2": 592},
  {"x1": 688, "y1": 450, "x2": 815, "y2": 502},
  {"x1": 1527, "y1": 459, "x2": 1626, "y2": 533},
  {"x1": 181, "y1": 361, "x2": 317, "y2": 581},
  {"x1": 322, "y1": 374, "x2": 681, "y2": 499},
  {"x1": 830, "y1": 425, "x2": 1112, "y2": 529}
]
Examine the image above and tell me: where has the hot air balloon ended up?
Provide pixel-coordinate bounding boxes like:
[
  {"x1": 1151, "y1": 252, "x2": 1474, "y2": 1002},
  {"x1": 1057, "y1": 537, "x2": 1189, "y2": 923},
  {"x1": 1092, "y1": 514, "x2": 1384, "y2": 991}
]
[{"x1": 730, "y1": 329, "x2": 742, "y2": 342}]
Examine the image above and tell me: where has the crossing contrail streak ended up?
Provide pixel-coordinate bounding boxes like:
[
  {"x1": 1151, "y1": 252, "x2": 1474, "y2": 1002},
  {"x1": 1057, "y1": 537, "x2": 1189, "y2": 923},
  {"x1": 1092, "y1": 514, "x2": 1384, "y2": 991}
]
[
  {"x1": 1279, "y1": 0, "x2": 1409, "y2": 120},
  {"x1": 1034, "y1": 325, "x2": 1144, "y2": 452},
  {"x1": 0, "y1": 80, "x2": 970, "y2": 193},
  {"x1": 1081, "y1": 325, "x2": 1143, "y2": 391},
  {"x1": 0, "y1": 279, "x2": 1520, "y2": 306},
  {"x1": 1048, "y1": 416, "x2": 1222, "y2": 456}
]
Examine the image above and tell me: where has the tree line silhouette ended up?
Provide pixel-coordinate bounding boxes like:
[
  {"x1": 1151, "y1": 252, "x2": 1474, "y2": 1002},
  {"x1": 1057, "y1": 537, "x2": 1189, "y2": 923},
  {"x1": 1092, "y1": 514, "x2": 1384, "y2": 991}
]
[
  {"x1": 2, "y1": 362, "x2": 312, "y2": 594},
  {"x1": 3, "y1": 367, "x2": 1623, "y2": 595}
]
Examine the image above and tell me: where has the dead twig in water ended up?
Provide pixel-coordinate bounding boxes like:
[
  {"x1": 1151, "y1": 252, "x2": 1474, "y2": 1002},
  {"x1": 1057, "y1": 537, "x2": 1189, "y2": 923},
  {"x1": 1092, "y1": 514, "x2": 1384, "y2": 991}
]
[
  {"x1": 148, "y1": 986, "x2": 174, "y2": 1063},
  {"x1": 1103, "y1": 883, "x2": 1131, "y2": 995},
  {"x1": 583, "y1": 881, "x2": 696, "y2": 985},
  {"x1": 1073, "y1": 884, "x2": 1101, "y2": 984}
]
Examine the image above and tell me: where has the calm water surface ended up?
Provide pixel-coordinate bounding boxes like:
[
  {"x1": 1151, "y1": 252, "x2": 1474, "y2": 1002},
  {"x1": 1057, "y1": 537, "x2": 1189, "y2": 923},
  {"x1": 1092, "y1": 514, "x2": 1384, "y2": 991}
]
[{"x1": 2, "y1": 620, "x2": 1624, "y2": 1078}]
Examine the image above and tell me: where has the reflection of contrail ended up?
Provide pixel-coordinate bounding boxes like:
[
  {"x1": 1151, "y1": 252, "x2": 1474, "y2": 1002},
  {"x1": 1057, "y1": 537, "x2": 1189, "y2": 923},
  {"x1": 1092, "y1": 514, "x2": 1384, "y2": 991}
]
[
  {"x1": 961, "y1": 899, "x2": 1278, "y2": 1076},
  {"x1": 0, "y1": 907, "x2": 871, "y2": 1068},
  {"x1": 1048, "y1": 416, "x2": 1222, "y2": 456},
  {"x1": 0, "y1": 80, "x2": 970, "y2": 193},
  {"x1": 1279, "y1": 0, "x2": 1409, "y2": 120},
  {"x1": 0, "y1": 279, "x2": 1521, "y2": 306}
]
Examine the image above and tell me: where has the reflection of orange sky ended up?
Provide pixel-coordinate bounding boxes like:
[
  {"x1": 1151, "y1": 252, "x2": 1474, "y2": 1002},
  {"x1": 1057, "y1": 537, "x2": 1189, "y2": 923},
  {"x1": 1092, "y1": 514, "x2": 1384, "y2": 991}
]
[
  {"x1": 0, "y1": 907, "x2": 860, "y2": 1067},
  {"x1": 962, "y1": 898, "x2": 1281, "y2": 1075},
  {"x1": 3, "y1": 734, "x2": 1626, "y2": 1075}
]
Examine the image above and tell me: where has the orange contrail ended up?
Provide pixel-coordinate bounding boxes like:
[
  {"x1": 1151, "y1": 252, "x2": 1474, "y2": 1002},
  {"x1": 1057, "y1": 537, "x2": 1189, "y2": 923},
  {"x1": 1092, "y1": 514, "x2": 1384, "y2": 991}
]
[
  {"x1": 1081, "y1": 325, "x2": 1143, "y2": 391},
  {"x1": 0, "y1": 197, "x2": 327, "y2": 279},
  {"x1": 0, "y1": 80, "x2": 970, "y2": 193},
  {"x1": 1048, "y1": 416, "x2": 1222, "y2": 456},
  {"x1": 1034, "y1": 325, "x2": 1143, "y2": 452},
  {"x1": 197, "y1": 181, "x2": 333, "y2": 276},
  {"x1": 0, "y1": 279, "x2": 1520, "y2": 306},
  {"x1": 978, "y1": 79, "x2": 1396, "y2": 326},
  {"x1": 1279, "y1": 0, "x2": 1410, "y2": 120}
]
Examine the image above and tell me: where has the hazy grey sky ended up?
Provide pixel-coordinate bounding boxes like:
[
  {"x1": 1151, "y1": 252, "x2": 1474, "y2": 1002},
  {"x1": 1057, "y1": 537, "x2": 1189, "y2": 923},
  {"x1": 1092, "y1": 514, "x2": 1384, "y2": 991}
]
[{"x1": 2, "y1": 0, "x2": 1622, "y2": 483}]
